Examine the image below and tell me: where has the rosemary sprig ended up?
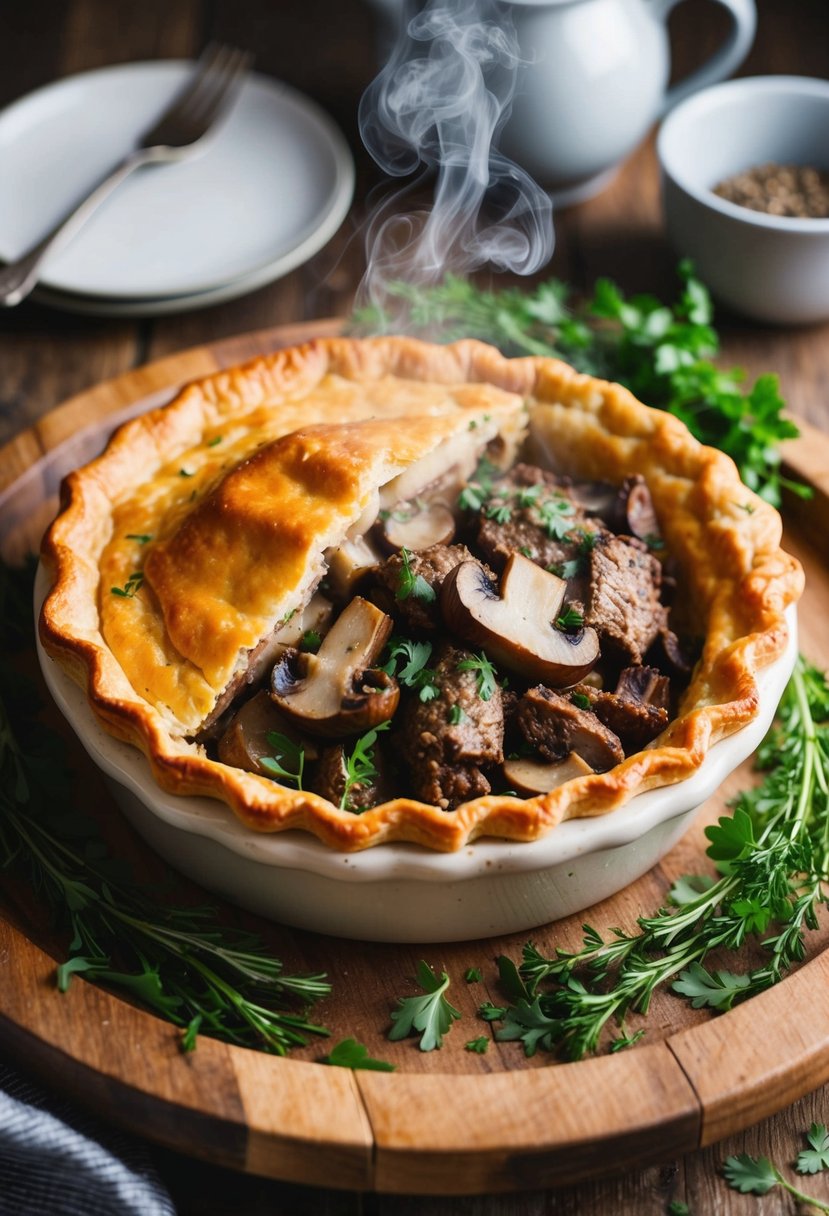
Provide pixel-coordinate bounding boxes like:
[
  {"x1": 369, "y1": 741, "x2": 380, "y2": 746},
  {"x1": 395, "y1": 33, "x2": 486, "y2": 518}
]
[
  {"x1": 0, "y1": 563, "x2": 330, "y2": 1055},
  {"x1": 492, "y1": 656, "x2": 829, "y2": 1060}
]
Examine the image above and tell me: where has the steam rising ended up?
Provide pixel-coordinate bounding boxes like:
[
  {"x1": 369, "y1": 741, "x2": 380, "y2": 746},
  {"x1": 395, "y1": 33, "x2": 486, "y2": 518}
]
[{"x1": 358, "y1": 0, "x2": 554, "y2": 319}]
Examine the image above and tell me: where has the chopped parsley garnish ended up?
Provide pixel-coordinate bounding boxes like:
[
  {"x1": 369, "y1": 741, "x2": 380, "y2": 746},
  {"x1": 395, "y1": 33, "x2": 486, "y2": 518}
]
[
  {"x1": 383, "y1": 638, "x2": 440, "y2": 702},
  {"x1": 300, "y1": 629, "x2": 322, "y2": 652},
  {"x1": 396, "y1": 547, "x2": 437, "y2": 604},
  {"x1": 518, "y1": 546, "x2": 534, "y2": 559},
  {"x1": 643, "y1": 532, "x2": 665, "y2": 550},
  {"x1": 388, "y1": 961, "x2": 461, "y2": 1052},
  {"x1": 207, "y1": 436, "x2": 223, "y2": 447},
  {"x1": 548, "y1": 559, "x2": 581, "y2": 580},
  {"x1": 465, "y1": 1036, "x2": 490, "y2": 1054},
  {"x1": 570, "y1": 692, "x2": 592, "y2": 710},
  {"x1": 448, "y1": 705, "x2": 469, "y2": 726},
  {"x1": 111, "y1": 571, "x2": 144, "y2": 598},
  {"x1": 478, "y1": 1001, "x2": 507, "y2": 1022},
  {"x1": 456, "y1": 651, "x2": 498, "y2": 701},
  {"x1": 260, "y1": 731, "x2": 305, "y2": 790},
  {"x1": 556, "y1": 606, "x2": 585, "y2": 632},
  {"x1": 457, "y1": 456, "x2": 501, "y2": 512},
  {"x1": 484, "y1": 502, "x2": 512, "y2": 525},
  {"x1": 339, "y1": 722, "x2": 391, "y2": 812},
  {"x1": 125, "y1": 533, "x2": 152, "y2": 544},
  {"x1": 464, "y1": 967, "x2": 482, "y2": 983},
  {"x1": 517, "y1": 483, "x2": 544, "y2": 507},
  {"x1": 536, "y1": 496, "x2": 575, "y2": 539}
]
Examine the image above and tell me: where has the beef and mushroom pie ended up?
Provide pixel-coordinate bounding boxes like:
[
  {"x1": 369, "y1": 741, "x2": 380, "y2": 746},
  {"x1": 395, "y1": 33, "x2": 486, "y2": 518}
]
[{"x1": 39, "y1": 337, "x2": 803, "y2": 851}]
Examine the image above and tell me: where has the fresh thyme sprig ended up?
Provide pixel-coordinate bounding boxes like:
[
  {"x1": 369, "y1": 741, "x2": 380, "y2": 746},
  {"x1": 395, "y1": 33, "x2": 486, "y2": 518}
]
[
  {"x1": 351, "y1": 264, "x2": 804, "y2": 507},
  {"x1": 490, "y1": 656, "x2": 829, "y2": 1060},
  {"x1": 0, "y1": 564, "x2": 330, "y2": 1056}
]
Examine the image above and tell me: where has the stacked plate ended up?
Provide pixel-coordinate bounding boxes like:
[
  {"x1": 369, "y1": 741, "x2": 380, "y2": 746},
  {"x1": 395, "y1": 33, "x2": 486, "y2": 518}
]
[{"x1": 0, "y1": 61, "x2": 355, "y2": 317}]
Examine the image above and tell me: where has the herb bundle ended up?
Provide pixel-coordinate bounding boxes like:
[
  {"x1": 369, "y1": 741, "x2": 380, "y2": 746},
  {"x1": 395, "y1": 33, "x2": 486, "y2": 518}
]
[
  {"x1": 352, "y1": 264, "x2": 804, "y2": 507},
  {"x1": 0, "y1": 566, "x2": 330, "y2": 1055},
  {"x1": 487, "y1": 658, "x2": 829, "y2": 1060}
]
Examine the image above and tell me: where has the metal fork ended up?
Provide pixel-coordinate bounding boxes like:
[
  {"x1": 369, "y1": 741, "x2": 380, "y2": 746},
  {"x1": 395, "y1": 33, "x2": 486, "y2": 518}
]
[{"x1": 0, "y1": 44, "x2": 253, "y2": 307}]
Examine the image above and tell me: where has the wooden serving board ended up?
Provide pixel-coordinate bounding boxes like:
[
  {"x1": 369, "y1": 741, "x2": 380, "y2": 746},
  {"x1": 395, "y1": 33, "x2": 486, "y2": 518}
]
[{"x1": 1, "y1": 323, "x2": 828, "y2": 1196}]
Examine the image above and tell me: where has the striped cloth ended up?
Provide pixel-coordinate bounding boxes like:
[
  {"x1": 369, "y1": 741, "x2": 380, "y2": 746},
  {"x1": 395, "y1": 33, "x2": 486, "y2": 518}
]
[{"x1": 0, "y1": 1064, "x2": 175, "y2": 1215}]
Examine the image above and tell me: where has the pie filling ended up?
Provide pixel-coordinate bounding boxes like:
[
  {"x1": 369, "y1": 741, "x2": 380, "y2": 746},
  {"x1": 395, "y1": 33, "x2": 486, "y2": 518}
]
[{"x1": 208, "y1": 451, "x2": 691, "y2": 811}]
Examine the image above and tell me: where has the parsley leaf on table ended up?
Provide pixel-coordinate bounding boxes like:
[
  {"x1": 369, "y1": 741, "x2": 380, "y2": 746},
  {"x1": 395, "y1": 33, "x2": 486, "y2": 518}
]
[
  {"x1": 388, "y1": 960, "x2": 462, "y2": 1051},
  {"x1": 722, "y1": 1154, "x2": 779, "y2": 1195},
  {"x1": 322, "y1": 1038, "x2": 396, "y2": 1071},
  {"x1": 797, "y1": 1123, "x2": 829, "y2": 1175}
]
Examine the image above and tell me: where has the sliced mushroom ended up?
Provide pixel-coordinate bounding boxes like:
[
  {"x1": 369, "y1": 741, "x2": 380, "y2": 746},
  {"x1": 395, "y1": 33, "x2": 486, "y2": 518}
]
[
  {"x1": 503, "y1": 752, "x2": 593, "y2": 796},
  {"x1": 270, "y1": 596, "x2": 399, "y2": 737},
  {"x1": 377, "y1": 501, "x2": 456, "y2": 553},
  {"x1": 273, "y1": 592, "x2": 334, "y2": 653},
  {"x1": 441, "y1": 552, "x2": 600, "y2": 686},
  {"x1": 324, "y1": 536, "x2": 384, "y2": 602},
  {"x1": 614, "y1": 475, "x2": 661, "y2": 543},
  {"x1": 217, "y1": 690, "x2": 319, "y2": 777}
]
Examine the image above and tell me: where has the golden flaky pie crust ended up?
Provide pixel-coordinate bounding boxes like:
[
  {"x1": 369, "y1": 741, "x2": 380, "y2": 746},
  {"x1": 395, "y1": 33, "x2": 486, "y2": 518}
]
[{"x1": 39, "y1": 337, "x2": 803, "y2": 852}]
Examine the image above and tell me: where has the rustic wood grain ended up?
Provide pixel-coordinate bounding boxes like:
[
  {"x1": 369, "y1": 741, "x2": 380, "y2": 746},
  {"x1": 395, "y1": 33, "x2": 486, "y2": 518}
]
[{"x1": 1, "y1": 0, "x2": 828, "y2": 1210}]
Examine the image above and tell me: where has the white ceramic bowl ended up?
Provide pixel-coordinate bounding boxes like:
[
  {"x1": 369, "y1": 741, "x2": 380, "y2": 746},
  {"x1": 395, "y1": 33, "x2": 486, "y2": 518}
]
[
  {"x1": 657, "y1": 75, "x2": 829, "y2": 324},
  {"x1": 36, "y1": 565, "x2": 797, "y2": 943}
]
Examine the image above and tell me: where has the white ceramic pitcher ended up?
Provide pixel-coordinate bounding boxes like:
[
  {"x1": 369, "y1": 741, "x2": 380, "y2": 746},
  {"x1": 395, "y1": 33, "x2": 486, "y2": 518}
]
[
  {"x1": 500, "y1": 0, "x2": 757, "y2": 203},
  {"x1": 366, "y1": 0, "x2": 757, "y2": 205}
]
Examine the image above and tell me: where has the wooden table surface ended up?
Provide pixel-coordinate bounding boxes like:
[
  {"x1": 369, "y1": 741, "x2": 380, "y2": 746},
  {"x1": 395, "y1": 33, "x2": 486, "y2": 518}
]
[{"x1": 2, "y1": 1, "x2": 828, "y2": 1212}]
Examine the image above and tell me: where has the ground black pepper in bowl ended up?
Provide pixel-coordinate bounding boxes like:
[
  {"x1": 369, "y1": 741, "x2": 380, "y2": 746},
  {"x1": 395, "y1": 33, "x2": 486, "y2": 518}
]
[{"x1": 713, "y1": 162, "x2": 829, "y2": 219}]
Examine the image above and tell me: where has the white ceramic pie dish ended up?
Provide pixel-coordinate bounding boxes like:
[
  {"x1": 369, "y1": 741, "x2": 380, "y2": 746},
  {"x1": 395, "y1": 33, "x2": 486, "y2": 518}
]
[{"x1": 35, "y1": 564, "x2": 797, "y2": 943}]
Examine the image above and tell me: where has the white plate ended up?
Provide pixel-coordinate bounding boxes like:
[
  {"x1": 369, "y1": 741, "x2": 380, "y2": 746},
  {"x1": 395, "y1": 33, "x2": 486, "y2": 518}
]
[
  {"x1": 35, "y1": 560, "x2": 797, "y2": 943},
  {"x1": 0, "y1": 61, "x2": 355, "y2": 300}
]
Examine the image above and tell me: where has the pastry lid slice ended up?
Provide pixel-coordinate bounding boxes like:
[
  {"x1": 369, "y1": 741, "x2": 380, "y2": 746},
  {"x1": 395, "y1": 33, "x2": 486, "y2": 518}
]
[{"x1": 41, "y1": 343, "x2": 527, "y2": 738}]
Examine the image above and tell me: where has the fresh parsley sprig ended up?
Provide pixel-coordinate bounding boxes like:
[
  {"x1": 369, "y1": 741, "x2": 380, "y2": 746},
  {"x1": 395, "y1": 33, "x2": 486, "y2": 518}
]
[
  {"x1": 456, "y1": 651, "x2": 499, "y2": 702},
  {"x1": 351, "y1": 265, "x2": 803, "y2": 507},
  {"x1": 260, "y1": 731, "x2": 305, "y2": 789},
  {"x1": 339, "y1": 721, "x2": 390, "y2": 812},
  {"x1": 723, "y1": 1126, "x2": 829, "y2": 1211},
  {"x1": 382, "y1": 637, "x2": 440, "y2": 702},
  {"x1": 396, "y1": 547, "x2": 436, "y2": 604},
  {"x1": 491, "y1": 656, "x2": 829, "y2": 1060},
  {"x1": 388, "y1": 960, "x2": 461, "y2": 1051}
]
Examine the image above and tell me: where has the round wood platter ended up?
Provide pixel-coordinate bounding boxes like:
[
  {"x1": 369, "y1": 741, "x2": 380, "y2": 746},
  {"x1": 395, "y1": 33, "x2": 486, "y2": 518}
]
[{"x1": 1, "y1": 322, "x2": 828, "y2": 1197}]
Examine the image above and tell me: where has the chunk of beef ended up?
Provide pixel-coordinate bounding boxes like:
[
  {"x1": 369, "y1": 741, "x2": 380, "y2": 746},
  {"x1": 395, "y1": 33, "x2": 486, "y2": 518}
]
[
  {"x1": 372, "y1": 543, "x2": 492, "y2": 632},
  {"x1": 586, "y1": 536, "x2": 667, "y2": 664},
  {"x1": 651, "y1": 627, "x2": 699, "y2": 678},
  {"x1": 397, "y1": 642, "x2": 504, "y2": 809},
  {"x1": 474, "y1": 463, "x2": 608, "y2": 576},
  {"x1": 615, "y1": 665, "x2": 670, "y2": 711},
  {"x1": 309, "y1": 741, "x2": 388, "y2": 812},
  {"x1": 516, "y1": 685, "x2": 624, "y2": 772},
  {"x1": 571, "y1": 666, "x2": 670, "y2": 754}
]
